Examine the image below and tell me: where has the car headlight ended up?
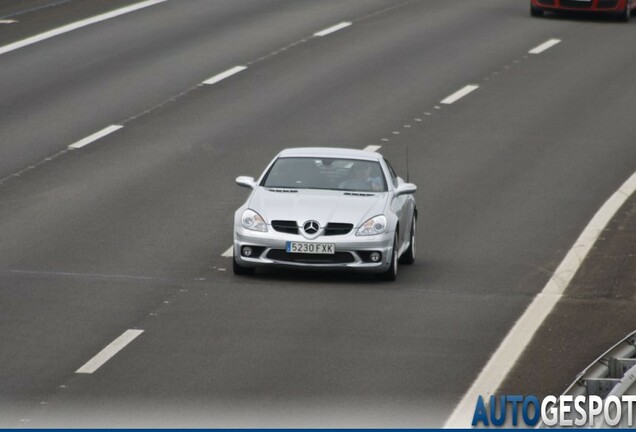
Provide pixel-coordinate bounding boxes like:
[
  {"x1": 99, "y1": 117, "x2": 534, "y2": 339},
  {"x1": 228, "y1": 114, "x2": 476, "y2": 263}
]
[
  {"x1": 356, "y1": 215, "x2": 387, "y2": 236},
  {"x1": 241, "y1": 209, "x2": 268, "y2": 232}
]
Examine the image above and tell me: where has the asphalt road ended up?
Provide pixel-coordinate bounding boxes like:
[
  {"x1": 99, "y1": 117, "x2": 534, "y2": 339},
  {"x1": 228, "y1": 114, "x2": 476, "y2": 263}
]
[{"x1": 0, "y1": 0, "x2": 635, "y2": 427}]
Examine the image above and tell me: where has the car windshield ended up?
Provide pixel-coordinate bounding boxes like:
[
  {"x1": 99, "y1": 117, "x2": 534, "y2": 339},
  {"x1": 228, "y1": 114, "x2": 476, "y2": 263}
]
[{"x1": 262, "y1": 157, "x2": 387, "y2": 192}]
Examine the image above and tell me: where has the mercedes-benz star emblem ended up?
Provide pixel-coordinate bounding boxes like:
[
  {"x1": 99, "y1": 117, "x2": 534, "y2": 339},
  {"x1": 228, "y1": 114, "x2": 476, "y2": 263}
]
[{"x1": 303, "y1": 220, "x2": 320, "y2": 234}]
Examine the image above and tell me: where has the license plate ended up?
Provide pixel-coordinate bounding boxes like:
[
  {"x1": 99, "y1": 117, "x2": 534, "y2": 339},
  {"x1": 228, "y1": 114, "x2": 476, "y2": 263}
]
[{"x1": 286, "y1": 241, "x2": 335, "y2": 254}]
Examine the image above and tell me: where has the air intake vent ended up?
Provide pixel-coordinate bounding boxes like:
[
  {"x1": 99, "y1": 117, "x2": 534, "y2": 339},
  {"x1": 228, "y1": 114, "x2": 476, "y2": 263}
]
[
  {"x1": 267, "y1": 249, "x2": 354, "y2": 264},
  {"x1": 271, "y1": 220, "x2": 298, "y2": 234},
  {"x1": 323, "y1": 223, "x2": 353, "y2": 236},
  {"x1": 559, "y1": 0, "x2": 592, "y2": 8},
  {"x1": 597, "y1": 0, "x2": 619, "y2": 7},
  {"x1": 268, "y1": 188, "x2": 298, "y2": 193},
  {"x1": 344, "y1": 192, "x2": 375, "y2": 197}
]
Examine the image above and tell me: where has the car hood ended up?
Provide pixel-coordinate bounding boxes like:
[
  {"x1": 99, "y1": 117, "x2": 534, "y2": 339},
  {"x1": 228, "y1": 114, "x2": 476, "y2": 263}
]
[{"x1": 248, "y1": 187, "x2": 387, "y2": 227}]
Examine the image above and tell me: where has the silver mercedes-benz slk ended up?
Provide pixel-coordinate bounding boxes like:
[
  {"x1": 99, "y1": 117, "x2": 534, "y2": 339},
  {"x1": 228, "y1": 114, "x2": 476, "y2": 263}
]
[{"x1": 232, "y1": 147, "x2": 417, "y2": 280}]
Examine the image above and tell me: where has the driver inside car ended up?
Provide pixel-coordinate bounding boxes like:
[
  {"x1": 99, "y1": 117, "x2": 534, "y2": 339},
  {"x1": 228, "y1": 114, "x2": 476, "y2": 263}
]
[{"x1": 339, "y1": 162, "x2": 383, "y2": 191}]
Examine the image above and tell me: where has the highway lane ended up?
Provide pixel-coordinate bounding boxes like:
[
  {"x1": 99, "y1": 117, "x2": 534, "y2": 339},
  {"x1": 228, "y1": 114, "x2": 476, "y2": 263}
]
[
  {"x1": 499, "y1": 190, "x2": 636, "y2": 403},
  {"x1": 0, "y1": 0, "x2": 635, "y2": 427},
  {"x1": 0, "y1": 0, "x2": 144, "y2": 42},
  {"x1": 0, "y1": 0, "x2": 402, "y2": 179}
]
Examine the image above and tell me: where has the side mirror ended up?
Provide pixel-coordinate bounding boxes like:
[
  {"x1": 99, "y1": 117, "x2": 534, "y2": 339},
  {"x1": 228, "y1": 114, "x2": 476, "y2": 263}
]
[
  {"x1": 395, "y1": 183, "x2": 417, "y2": 196},
  {"x1": 236, "y1": 176, "x2": 257, "y2": 189}
]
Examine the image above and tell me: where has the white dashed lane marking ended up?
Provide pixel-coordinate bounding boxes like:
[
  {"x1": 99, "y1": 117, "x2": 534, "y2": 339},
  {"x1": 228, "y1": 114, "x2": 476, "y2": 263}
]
[
  {"x1": 314, "y1": 22, "x2": 352, "y2": 37},
  {"x1": 441, "y1": 85, "x2": 479, "y2": 105},
  {"x1": 68, "y1": 125, "x2": 123, "y2": 149},
  {"x1": 76, "y1": 329, "x2": 144, "y2": 374},
  {"x1": 529, "y1": 38, "x2": 561, "y2": 55},
  {"x1": 203, "y1": 66, "x2": 247, "y2": 85}
]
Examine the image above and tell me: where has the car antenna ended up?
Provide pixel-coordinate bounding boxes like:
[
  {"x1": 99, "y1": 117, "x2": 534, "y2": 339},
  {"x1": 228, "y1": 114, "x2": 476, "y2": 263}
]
[{"x1": 405, "y1": 144, "x2": 410, "y2": 182}]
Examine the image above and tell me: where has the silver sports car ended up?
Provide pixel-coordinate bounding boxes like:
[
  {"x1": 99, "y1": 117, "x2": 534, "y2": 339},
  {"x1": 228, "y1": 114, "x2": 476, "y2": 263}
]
[{"x1": 232, "y1": 147, "x2": 417, "y2": 280}]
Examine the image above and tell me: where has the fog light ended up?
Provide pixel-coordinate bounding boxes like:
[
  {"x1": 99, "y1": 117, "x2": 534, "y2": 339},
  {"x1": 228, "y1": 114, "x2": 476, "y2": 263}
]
[
  {"x1": 242, "y1": 246, "x2": 253, "y2": 257},
  {"x1": 370, "y1": 252, "x2": 381, "y2": 262}
]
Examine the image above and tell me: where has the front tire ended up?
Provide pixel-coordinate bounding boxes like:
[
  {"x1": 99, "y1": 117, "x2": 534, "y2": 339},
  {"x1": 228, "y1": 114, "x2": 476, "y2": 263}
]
[
  {"x1": 377, "y1": 232, "x2": 398, "y2": 281},
  {"x1": 233, "y1": 254, "x2": 255, "y2": 275},
  {"x1": 617, "y1": 0, "x2": 631, "y2": 22},
  {"x1": 530, "y1": 5, "x2": 544, "y2": 17}
]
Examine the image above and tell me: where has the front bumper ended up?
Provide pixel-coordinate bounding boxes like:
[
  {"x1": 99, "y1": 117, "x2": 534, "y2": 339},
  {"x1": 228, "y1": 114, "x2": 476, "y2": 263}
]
[{"x1": 233, "y1": 225, "x2": 394, "y2": 273}]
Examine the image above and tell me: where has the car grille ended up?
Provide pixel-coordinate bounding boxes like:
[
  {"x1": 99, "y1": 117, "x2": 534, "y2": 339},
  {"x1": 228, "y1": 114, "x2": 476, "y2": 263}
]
[
  {"x1": 597, "y1": 0, "x2": 619, "y2": 7},
  {"x1": 266, "y1": 249, "x2": 354, "y2": 264},
  {"x1": 323, "y1": 223, "x2": 354, "y2": 236},
  {"x1": 559, "y1": 0, "x2": 593, "y2": 8},
  {"x1": 271, "y1": 221, "x2": 353, "y2": 236},
  {"x1": 271, "y1": 220, "x2": 298, "y2": 234}
]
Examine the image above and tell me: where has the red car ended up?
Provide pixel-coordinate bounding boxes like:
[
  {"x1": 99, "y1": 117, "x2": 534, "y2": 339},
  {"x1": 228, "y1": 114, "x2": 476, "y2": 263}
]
[{"x1": 531, "y1": 0, "x2": 634, "y2": 21}]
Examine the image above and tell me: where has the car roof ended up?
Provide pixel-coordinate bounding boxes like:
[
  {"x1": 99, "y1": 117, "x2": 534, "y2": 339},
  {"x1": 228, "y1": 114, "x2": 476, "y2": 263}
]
[{"x1": 277, "y1": 147, "x2": 382, "y2": 161}]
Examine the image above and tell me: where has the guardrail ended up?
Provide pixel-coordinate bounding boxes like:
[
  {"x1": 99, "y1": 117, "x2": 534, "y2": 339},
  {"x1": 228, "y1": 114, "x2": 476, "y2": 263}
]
[{"x1": 541, "y1": 329, "x2": 636, "y2": 428}]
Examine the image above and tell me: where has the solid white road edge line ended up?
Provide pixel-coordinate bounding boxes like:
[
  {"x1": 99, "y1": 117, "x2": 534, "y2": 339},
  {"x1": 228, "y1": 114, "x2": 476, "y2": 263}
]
[
  {"x1": 76, "y1": 329, "x2": 144, "y2": 374},
  {"x1": 314, "y1": 22, "x2": 352, "y2": 37},
  {"x1": 68, "y1": 125, "x2": 123, "y2": 149},
  {"x1": 0, "y1": 0, "x2": 166, "y2": 56},
  {"x1": 364, "y1": 145, "x2": 382, "y2": 152},
  {"x1": 441, "y1": 85, "x2": 479, "y2": 105},
  {"x1": 203, "y1": 66, "x2": 248, "y2": 85},
  {"x1": 444, "y1": 169, "x2": 636, "y2": 428},
  {"x1": 529, "y1": 38, "x2": 561, "y2": 55}
]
